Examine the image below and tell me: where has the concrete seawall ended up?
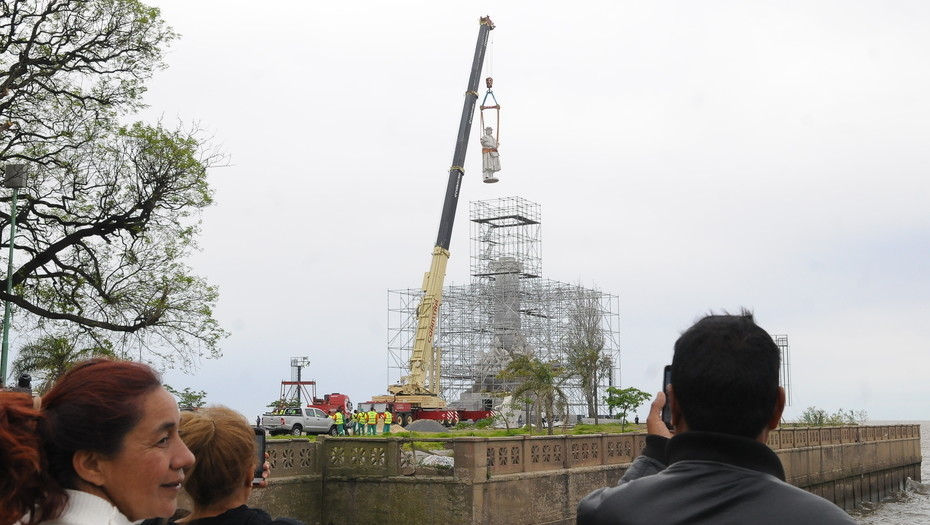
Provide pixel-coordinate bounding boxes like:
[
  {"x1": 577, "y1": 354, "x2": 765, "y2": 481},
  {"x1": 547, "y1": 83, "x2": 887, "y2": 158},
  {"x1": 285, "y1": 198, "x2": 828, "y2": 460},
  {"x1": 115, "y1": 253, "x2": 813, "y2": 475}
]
[
  {"x1": 245, "y1": 425, "x2": 920, "y2": 525},
  {"x1": 772, "y1": 425, "x2": 922, "y2": 510}
]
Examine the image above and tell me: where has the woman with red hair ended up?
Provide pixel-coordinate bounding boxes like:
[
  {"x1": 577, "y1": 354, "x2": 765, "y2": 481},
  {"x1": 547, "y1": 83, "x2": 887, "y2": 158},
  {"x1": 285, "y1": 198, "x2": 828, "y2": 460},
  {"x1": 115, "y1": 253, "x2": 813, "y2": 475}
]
[{"x1": 0, "y1": 358, "x2": 195, "y2": 525}]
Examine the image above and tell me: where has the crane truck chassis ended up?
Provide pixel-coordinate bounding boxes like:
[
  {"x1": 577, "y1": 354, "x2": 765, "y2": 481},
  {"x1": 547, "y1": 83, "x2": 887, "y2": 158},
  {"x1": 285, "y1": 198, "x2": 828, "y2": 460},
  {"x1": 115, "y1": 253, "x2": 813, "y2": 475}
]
[{"x1": 358, "y1": 399, "x2": 493, "y2": 428}]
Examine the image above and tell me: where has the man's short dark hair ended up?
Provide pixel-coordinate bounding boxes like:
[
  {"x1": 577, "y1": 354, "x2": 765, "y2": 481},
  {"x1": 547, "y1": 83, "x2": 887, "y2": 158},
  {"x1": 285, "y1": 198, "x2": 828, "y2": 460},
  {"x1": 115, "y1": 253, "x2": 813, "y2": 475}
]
[{"x1": 671, "y1": 310, "x2": 781, "y2": 439}]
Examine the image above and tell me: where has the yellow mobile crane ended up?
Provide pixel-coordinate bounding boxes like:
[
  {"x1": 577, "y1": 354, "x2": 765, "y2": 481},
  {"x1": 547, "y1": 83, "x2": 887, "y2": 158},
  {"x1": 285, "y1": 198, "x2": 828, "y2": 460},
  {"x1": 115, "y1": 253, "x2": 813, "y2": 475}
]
[{"x1": 367, "y1": 16, "x2": 496, "y2": 427}]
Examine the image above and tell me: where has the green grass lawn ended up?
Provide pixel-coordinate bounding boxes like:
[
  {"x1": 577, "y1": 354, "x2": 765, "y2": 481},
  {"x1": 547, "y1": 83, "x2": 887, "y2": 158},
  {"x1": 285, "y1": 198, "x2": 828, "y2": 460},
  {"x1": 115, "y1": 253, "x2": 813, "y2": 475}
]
[{"x1": 268, "y1": 421, "x2": 645, "y2": 441}]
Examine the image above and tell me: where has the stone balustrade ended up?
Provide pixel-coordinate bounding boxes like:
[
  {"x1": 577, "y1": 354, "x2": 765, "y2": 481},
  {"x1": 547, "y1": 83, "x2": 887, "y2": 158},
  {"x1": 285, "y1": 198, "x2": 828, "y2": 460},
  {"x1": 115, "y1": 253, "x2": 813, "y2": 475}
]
[{"x1": 249, "y1": 425, "x2": 921, "y2": 525}]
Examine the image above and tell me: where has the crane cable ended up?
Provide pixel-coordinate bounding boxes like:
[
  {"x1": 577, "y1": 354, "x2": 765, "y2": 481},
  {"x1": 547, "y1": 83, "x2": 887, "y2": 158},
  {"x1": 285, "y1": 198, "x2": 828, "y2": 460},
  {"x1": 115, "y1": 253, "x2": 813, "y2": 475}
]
[{"x1": 488, "y1": 28, "x2": 494, "y2": 79}]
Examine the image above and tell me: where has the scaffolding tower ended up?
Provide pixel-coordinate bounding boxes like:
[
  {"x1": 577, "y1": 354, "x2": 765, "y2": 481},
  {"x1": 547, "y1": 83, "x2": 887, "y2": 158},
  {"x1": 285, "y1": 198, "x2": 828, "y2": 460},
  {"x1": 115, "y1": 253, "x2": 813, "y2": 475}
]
[{"x1": 388, "y1": 197, "x2": 621, "y2": 419}]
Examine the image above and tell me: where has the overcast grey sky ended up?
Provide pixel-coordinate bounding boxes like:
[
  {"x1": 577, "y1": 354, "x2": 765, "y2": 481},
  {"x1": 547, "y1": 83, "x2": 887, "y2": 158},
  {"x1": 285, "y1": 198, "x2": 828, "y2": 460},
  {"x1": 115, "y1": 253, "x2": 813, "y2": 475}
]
[{"x1": 114, "y1": 1, "x2": 930, "y2": 421}]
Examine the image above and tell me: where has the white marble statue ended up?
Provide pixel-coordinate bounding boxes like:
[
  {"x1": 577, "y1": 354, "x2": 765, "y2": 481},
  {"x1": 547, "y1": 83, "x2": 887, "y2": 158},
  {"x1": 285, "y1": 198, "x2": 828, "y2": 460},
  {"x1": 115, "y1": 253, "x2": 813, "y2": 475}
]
[{"x1": 481, "y1": 126, "x2": 501, "y2": 183}]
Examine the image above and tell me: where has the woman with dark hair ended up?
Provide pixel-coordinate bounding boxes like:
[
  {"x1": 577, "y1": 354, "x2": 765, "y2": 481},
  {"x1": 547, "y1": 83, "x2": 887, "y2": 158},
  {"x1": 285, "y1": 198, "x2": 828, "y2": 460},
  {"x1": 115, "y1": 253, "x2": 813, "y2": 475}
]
[
  {"x1": 149, "y1": 406, "x2": 304, "y2": 525},
  {"x1": 0, "y1": 358, "x2": 195, "y2": 525}
]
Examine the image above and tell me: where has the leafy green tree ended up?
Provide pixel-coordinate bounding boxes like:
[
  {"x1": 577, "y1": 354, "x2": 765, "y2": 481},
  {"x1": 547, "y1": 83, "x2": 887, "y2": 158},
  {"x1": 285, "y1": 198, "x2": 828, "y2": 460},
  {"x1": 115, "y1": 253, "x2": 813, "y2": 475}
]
[
  {"x1": 266, "y1": 397, "x2": 300, "y2": 412},
  {"x1": 843, "y1": 409, "x2": 869, "y2": 425},
  {"x1": 798, "y1": 406, "x2": 828, "y2": 426},
  {"x1": 10, "y1": 333, "x2": 116, "y2": 393},
  {"x1": 603, "y1": 386, "x2": 652, "y2": 432},
  {"x1": 564, "y1": 286, "x2": 612, "y2": 424},
  {"x1": 0, "y1": 0, "x2": 226, "y2": 371},
  {"x1": 164, "y1": 384, "x2": 207, "y2": 411},
  {"x1": 498, "y1": 354, "x2": 568, "y2": 436},
  {"x1": 797, "y1": 406, "x2": 868, "y2": 426},
  {"x1": 1, "y1": 0, "x2": 175, "y2": 161}
]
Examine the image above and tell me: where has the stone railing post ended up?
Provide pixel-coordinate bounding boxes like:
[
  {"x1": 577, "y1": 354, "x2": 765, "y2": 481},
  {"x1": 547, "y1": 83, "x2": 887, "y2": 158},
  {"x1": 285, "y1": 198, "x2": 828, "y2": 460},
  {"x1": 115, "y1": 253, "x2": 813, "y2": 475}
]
[
  {"x1": 563, "y1": 434, "x2": 571, "y2": 469},
  {"x1": 454, "y1": 437, "x2": 488, "y2": 481},
  {"x1": 522, "y1": 434, "x2": 530, "y2": 473},
  {"x1": 385, "y1": 437, "x2": 401, "y2": 477}
]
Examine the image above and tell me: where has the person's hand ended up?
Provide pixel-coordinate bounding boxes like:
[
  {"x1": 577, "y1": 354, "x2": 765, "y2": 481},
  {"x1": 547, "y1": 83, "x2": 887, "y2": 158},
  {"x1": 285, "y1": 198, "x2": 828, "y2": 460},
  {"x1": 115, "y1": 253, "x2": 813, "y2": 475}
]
[{"x1": 646, "y1": 391, "x2": 673, "y2": 438}]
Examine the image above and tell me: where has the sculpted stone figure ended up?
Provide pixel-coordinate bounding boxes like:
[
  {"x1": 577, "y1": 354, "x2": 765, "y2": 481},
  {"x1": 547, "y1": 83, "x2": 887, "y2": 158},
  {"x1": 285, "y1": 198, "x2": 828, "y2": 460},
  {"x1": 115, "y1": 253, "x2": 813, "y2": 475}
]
[{"x1": 481, "y1": 126, "x2": 500, "y2": 183}]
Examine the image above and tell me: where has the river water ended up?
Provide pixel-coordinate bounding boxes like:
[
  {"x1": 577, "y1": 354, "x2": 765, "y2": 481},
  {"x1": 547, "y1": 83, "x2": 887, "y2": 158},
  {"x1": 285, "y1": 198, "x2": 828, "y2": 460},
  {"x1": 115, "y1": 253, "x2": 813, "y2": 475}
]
[{"x1": 849, "y1": 421, "x2": 930, "y2": 524}]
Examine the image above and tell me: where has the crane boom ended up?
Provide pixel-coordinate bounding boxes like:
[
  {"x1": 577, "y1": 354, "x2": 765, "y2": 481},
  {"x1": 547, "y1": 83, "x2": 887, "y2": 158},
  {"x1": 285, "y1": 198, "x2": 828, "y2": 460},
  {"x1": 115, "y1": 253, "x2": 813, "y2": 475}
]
[{"x1": 387, "y1": 16, "x2": 495, "y2": 402}]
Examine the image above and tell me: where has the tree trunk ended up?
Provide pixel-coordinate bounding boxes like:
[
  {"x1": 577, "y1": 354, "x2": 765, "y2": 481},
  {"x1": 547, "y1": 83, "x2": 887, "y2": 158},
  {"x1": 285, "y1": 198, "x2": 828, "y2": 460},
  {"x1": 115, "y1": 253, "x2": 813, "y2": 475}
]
[
  {"x1": 545, "y1": 394, "x2": 555, "y2": 436},
  {"x1": 535, "y1": 400, "x2": 543, "y2": 433}
]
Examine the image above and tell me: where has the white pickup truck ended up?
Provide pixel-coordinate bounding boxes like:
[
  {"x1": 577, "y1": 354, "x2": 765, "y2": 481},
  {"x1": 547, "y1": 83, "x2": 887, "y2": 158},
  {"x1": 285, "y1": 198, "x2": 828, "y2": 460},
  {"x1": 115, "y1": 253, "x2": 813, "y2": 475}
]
[{"x1": 261, "y1": 407, "x2": 338, "y2": 436}]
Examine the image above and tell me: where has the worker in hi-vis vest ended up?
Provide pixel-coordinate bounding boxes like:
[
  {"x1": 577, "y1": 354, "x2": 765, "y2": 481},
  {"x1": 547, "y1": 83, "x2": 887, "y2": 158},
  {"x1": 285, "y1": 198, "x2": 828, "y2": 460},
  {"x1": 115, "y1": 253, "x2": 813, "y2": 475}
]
[
  {"x1": 381, "y1": 409, "x2": 393, "y2": 434},
  {"x1": 367, "y1": 408, "x2": 378, "y2": 435},
  {"x1": 332, "y1": 409, "x2": 345, "y2": 436}
]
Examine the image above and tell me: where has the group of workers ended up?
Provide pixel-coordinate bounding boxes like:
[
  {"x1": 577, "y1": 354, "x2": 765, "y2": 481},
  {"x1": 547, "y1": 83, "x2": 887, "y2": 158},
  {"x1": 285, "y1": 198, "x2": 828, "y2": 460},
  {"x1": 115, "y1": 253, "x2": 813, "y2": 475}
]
[{"x1": 330, "y1": 406, "x2": 393, "y2": 436}]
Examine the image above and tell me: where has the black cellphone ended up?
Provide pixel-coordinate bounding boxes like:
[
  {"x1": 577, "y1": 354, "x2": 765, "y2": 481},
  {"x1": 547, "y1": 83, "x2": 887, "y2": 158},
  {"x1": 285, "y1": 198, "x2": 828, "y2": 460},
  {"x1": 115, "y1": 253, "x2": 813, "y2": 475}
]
[
  {"x1": 661, "y1": 365, "x2": 673, "y2": 430},
  {"x1": 253, "y1": 426, "x2": 266, "y2": 485}
]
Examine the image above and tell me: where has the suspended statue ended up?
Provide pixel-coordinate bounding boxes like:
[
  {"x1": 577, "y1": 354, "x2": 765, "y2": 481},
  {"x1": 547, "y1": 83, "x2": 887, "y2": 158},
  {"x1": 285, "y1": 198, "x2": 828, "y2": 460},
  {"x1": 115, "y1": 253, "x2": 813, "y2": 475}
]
[
  {"x1": 480, "y1": 77, "x2": 501, "y2": 183},
  {"x1": 481, "y1": 126, "x2": 501, "y2": 183}
]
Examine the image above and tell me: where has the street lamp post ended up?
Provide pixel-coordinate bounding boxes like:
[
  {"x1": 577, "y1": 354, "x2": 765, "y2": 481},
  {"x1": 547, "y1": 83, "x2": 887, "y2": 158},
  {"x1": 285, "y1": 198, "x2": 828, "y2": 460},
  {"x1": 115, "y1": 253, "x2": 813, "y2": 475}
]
[{"x1": 1, "y1": 163, "x2": 26, "y2": 387}]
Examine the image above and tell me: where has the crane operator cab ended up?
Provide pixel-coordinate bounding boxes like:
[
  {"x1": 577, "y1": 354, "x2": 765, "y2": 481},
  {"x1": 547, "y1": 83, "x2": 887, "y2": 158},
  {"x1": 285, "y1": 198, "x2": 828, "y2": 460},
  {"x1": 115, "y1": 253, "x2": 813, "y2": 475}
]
[{"x1": 480, "y1": 77, "x2": 501, "y2": 183}]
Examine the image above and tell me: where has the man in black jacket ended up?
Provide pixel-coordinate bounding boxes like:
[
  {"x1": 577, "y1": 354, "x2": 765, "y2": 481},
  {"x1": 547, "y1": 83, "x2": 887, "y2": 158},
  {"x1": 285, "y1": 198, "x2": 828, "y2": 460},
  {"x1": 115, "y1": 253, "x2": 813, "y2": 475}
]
[{"x1": 577, "y1": 311, "x2": 856, "y2": 525}]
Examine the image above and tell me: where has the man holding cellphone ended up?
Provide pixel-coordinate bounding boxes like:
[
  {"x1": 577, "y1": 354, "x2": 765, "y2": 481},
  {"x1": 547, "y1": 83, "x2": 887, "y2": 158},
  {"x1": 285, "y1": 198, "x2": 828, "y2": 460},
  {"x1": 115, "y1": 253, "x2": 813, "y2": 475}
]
[{"x1": 577, "y1": 310, "x2": 856, "y2": 525}]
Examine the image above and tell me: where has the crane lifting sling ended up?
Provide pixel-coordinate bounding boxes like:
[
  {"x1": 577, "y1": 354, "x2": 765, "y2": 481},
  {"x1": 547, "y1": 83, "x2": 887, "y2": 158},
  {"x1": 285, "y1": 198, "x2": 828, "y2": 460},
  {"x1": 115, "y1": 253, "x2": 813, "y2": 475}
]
[{"x1": 480, "y1": 77, "x2": 501, "y2": 183}]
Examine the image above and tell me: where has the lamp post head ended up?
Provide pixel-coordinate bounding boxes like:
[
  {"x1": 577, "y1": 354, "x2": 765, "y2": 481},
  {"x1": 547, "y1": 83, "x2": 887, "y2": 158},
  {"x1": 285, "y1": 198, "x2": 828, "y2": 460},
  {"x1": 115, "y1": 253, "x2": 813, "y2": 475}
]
[{"x1": 4, "y1": 164, "x2": 26, "y2": 189}]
